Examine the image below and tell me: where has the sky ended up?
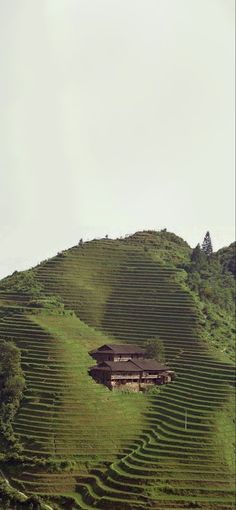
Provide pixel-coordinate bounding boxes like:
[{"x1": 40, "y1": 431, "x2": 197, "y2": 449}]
[{"x1": 0, "y1": 0, "x2": 235, "y2": 279}]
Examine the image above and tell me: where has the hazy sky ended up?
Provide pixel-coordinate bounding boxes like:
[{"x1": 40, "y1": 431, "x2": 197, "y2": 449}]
[{"x1": 0, "y1": 0, "x2": 235, "y2": 279}]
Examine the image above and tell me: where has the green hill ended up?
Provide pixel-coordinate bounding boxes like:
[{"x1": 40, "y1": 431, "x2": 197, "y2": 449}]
[{"x1": 0, "y1": 231, "x2": 235, "y2": 510}]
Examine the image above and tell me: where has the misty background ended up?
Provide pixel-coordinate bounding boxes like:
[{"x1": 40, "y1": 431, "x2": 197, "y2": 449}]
[{"x1": 0, "y1": 0, "x2": 235, "y2": 279}]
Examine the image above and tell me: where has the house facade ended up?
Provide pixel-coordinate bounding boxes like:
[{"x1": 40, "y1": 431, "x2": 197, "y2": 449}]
[
  {"x1": 89, "y1": 351, "x2": 175, "y2": 391},
  {"x1": 89, "y1": 344, "x2": 145, "y2": 363}
]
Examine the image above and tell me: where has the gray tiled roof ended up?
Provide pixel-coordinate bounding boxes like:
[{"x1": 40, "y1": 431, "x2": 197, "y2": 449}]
[
  {"x1": 102, "y1": 361, "x2": 141, "y2": 372},
  {"x1": 91, "y1": 359, "x2": 169, "y2": 373},
  {"x1": 90, "y1": 344, "x2": 145, "y2": 355},
  {"x1": 131, "y1": 359, "x2": 167, "y2": 371}
]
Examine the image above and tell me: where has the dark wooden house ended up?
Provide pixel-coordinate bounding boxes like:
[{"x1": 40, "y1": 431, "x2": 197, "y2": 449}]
[
  {"x1": 89, "y1": 344, "x2": 145, "y2": 363},
  {"x1": 89, "y1": 358, "x2": 175, "y2": 391}
]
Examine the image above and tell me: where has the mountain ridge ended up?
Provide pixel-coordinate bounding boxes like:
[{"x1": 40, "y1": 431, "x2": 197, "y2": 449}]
[{"x1": 0, "y1": 230, "x2": 235, "y2": 510}]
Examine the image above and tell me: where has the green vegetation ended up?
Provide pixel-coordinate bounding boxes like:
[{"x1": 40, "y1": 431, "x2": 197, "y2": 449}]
[
  {"x1": 213, "y1": 387, "x2": 235, "y2": 475},
  {"x1": 0, "y1": 270, "x2": 43, "y2": 297},
  {"x1": 0, "y1": 340, "x2": 25, "y2": 452},
  {"x1": 201, "y1": 231, "x2": 213, "y2": 256},
  {"x1": 0, "y1": 481, "x2": 45, "y2": 510},
  {"x1": 0, "y1": 229, "x2": 235, "y2": 510},
  {"x1": 145, "y1": 337, "x2": 165, "y2": 363},
  {"x1": 217, "y1": 242, "x2": 236, "y2": 276},
  {"x1": 185, "y1": 241, "x2": 235, "y2": 359}
]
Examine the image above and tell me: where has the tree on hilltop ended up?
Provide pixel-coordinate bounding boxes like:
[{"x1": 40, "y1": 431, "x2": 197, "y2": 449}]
[
  {"x1": 191, "y1": 243, "x2": 202, "y2": 263},
  {"x1": 191, "y1": 243, "x2": 207, "y2": 265},
  {"x1": 202, "y1": 231, "x2": 213, "y2": 256}
]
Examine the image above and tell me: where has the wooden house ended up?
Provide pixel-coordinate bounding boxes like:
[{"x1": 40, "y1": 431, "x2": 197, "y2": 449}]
[
  {"x1": 89, "y1": 358, "x2": 175, "y2": 391},
  {"x1": 89, "y1": 344, "x2": 145, "y2": 363}
]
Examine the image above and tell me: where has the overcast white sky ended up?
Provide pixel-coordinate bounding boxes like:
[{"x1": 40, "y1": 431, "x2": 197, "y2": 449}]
[{"x1": 0, "y1": 0, "x2": 235, "y2": 279}]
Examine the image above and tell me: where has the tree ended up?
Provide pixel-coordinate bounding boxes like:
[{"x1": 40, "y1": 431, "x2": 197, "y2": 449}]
[
  {"x1": 145, "y1": 337, "x2": 165, "y2": 363},
  {"x1": 0, "y1": 340, "x2": 25, "y2": 448},
  {"x1": 191, "y1": 243, "x2": 207, "y2": 266},
  {"x1": 0, "y1": 340, "x2": 21, "y2": 378},
  {"x1": 191, "y1": 243, "x2": 201, "y2": 263},
  {"x1": 201, "y1": 231, "x2": 213, "y2": 256},
  {"x1": 3, "y1": 374, "x2": 25, "y2": 401}
]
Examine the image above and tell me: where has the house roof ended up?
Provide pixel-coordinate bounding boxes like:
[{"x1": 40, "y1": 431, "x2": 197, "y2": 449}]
[
  {"x1": 90, "y1": 359, "x2": 170, "y2": 373},
  {"x1": 90, "y1": 361, "x2": 141, "y2": 372},
  {"x1": 132, "y1": 359, "x2": 167, "y2": 371},
  {"x1": 89, "y1": 344, "x2": 145, "y2": 355},
  {"x1": 105, "y1": 361, "x2": 143, "y2": 371}
]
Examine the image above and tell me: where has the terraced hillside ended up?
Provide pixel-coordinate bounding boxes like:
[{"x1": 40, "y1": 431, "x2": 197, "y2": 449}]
[{"x1": 0, "y1": 232, "x2": 235, "y2": 510}]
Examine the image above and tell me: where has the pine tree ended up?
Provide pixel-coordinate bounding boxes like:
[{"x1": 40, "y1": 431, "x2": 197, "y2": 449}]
[{"x1": 201, "y1": 231, "x2": 213, "y2": 256}]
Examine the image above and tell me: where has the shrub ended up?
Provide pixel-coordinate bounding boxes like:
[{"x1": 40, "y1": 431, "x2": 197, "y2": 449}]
[
  {"x1": 0, "y1": 340, "x2": 26, "y2": 451},
  {"x1": 145, "y1": 337, "x2": 165, "y2": 363}
]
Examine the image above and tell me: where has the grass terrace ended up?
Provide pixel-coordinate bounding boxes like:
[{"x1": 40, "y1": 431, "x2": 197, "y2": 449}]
[{"x1": 0, "y1": 233, "x2": 234, "y2": 510}]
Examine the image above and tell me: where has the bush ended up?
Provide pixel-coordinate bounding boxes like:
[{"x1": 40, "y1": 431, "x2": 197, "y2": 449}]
[
  {"x1": 0, "y1": 340, "x2": 26, "y2": 451},
  {"x1": 145, "y1": 337, "x2": 165, "y2": 363}
]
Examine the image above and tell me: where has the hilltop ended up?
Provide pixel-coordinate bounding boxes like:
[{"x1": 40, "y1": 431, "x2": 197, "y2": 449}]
[{"x1": 0, "y1": 230, "x2": 235, "y2": 510}]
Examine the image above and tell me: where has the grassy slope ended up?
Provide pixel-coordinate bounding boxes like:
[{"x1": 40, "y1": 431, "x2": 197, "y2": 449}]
[
  {"x1": 0, "y1": 230, "x2": 235, "y2": 510},
  {"x1": 0, "y1": 306, "x2": 146, "y2": 491},
  {"x1": 31, "y1": 311, "x2": 147, "y2": 455}
]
